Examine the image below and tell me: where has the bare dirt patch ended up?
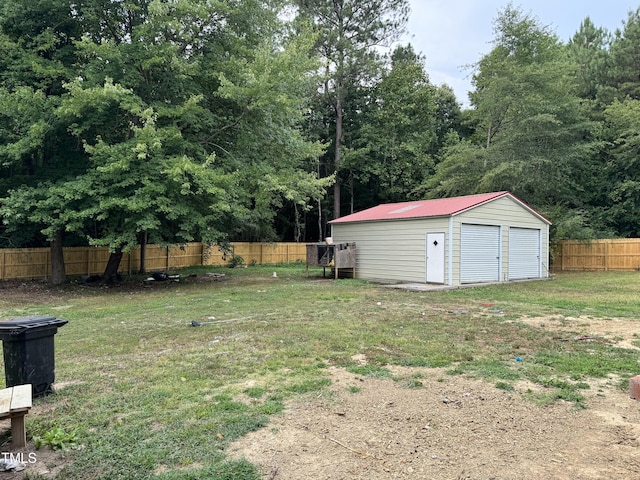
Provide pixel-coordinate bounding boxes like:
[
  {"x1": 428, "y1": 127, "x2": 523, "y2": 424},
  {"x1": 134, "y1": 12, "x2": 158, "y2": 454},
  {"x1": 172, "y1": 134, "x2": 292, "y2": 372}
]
[
  {"x1": 230, "y1": 363, "x2": 640, "y2": 479},
  {"x1": 0, "y1": 280, "x2": 69, "y2": 307},
  {"x1": 0, "y1": 434, "x2": 72, "y2": 478},
  {"x1": 515, "y1": 315, "x2": 640, "y2": 350},
  {"x1": 0, "y1": 273, "x2": 230, "y2": 312}
]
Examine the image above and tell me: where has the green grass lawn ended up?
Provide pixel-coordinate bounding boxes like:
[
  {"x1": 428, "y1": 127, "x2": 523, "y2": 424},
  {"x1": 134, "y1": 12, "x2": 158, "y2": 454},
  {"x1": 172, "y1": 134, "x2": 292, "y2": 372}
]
[{"x1": 0, "y1": 267, "x2": 639, "y2": 479}]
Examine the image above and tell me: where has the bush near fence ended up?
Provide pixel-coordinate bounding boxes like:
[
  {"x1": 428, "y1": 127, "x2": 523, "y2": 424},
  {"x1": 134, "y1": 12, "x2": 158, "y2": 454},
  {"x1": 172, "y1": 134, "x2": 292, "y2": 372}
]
[
  {"x1": 0, "y1": 242, "x2": 307, "y2": 281},
  {"x1": 552, "y1": 239, "x2": 640, "y2": 272}
]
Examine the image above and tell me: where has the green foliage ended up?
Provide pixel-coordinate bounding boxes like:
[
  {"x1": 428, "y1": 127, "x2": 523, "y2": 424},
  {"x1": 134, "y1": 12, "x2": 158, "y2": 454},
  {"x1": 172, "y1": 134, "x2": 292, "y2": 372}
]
[
  {"x1": 0, "y1": 0, "x2": 330, "y2": 270},
  {"x1": 425, "y1": 5, "x2": 612, "y2": 238},
  {"x1": 607, "y1": 8, "x2": 640, "y2": 101},
  {"x1": 567, "y1": 17, "x2": 612, "y2": 103},
  {"x1": 227, "y1": 255, "x2": 244, "y2": 268},
  {"x1": 602, "y1": 98, "x2": 640, "y2": 236},
  {"x1": 293, "y1": 0, "x2": 410, "y2": 217},
  {"x1": 420, "y1": 141, "x2": 487, "y2": 198},
  {"x1": 156, "y1": 459, "x2": 260, "y2": 480},
  {"x1": 4, "y1": 0, "x2": 640, "y2": 255},
  {"x1": 467, "y1": 6, "x2": 596, "y2": 209},
  {"x1": 285, "y1": 377, "x2": 331, "y2": 395},
  {"x1": 346, "y1": 365, "x2": 393, "y2": 378},
  {"x1": 33, "y1": 426, "x2": 78, "y2": 451},
  {"x1": 404, "y1": 379, "x2": 423, "y2": 389},
  {"x1": 495, "y1": 381, "x2": 515, "y2": 392},
  {"x1": 533, "y1": 348, "x2": 640, "y2": 378},
  {"x1": 346, "y1": 45, "x2": 438, "y2": 206}
]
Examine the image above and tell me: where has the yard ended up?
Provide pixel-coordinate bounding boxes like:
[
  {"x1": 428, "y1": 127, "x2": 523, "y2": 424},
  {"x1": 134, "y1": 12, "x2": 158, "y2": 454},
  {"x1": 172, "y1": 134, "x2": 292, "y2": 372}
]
[{"x1": 0, "y1": 266, "x2": 639, "y2": 479}]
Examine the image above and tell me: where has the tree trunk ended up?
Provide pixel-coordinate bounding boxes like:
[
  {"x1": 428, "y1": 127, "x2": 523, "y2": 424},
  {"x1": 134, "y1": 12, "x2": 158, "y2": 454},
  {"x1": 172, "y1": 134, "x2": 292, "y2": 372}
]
[
  {"x1": 102, "y1": 249, "x2": 124, "y2": 284},
  {"x1": 333, "y1": 96, "x2": 343, "y2": 219},
  {"x1": 317, "y1": 197, "x2": 323, "y2": 242},
  {"x1": 49, "y1": 230, "x2": 66, "y2": 285},
  {"x1": 294, "y1": 203, "x2": 302, "y2": 243},
  {"x1": 349, "y1": 171, "x2": 354, "y2": 214},
  {"x1": 139, "y1": 232, "x2": 147, "y2": 274}
]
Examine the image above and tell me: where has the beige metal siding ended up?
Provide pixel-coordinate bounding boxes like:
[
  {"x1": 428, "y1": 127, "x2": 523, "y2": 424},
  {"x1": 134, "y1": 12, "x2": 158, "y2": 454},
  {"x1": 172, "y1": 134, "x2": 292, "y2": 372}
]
[
  {"x1": 331, "y1": 218, "x2": 450, "y2": 283},
  {"x1": 455, "y1": 196, "x2": 549, "y2": 281},
  {"x1": 332, "y1": 195, "x2": 549, "y2": 286}
]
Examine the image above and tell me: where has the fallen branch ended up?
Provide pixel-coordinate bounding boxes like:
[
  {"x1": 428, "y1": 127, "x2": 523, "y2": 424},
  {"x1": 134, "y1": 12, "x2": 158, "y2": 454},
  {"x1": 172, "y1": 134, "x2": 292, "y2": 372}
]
[{"x1": 329, "y1": 437, "x2": 380, "y2": 460}]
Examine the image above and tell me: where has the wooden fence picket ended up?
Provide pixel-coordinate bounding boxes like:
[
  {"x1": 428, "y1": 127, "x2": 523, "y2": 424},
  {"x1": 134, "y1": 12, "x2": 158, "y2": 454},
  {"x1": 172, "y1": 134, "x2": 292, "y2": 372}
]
[
  {"x1": 0, "y1": 242, "x2": 307, "y2": 281},
  {"x1": 551, "y1": 239, "x2": 640, "y2": 272}
]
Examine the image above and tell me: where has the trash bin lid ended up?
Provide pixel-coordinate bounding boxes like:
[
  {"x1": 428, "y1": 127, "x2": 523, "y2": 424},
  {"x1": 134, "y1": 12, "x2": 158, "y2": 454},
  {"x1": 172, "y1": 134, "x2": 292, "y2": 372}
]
[{"x1": 0, "y1": 316, "x2": 68, "y2": 333}]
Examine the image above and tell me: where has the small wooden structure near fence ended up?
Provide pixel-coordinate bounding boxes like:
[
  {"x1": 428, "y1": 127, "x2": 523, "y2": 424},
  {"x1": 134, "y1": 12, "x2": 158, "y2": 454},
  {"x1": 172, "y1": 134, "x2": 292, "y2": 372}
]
[
  {"x1": 306, "y1": 242, "x2": 357, "y2": 279},
  {"x1": 0, "y1": 242, "x2": 307, "y2": 281},
  {"x1": 552, "y1": 239, "x2": 640, "y2": 272}
]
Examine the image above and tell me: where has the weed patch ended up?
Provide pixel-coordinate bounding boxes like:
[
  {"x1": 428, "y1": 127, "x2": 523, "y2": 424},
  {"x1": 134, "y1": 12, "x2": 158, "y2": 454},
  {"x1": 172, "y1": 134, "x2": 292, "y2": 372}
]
[{"x1": 346, "y1": 364, "x2": 393, "y2": 378}]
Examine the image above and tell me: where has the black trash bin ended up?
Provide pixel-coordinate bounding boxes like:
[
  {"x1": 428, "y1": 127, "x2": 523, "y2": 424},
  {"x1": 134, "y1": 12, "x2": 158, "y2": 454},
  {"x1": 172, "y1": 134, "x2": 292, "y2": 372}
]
[{"x1": 0, "y1": 316, "x2": 68, "y2": 397}]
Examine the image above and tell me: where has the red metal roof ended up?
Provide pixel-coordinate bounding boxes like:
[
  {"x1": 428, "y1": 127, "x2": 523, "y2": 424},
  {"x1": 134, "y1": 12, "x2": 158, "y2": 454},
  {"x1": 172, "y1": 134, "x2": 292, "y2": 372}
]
[{"x1": 329, "y1": 191, "x2": 551, "y2": 224}]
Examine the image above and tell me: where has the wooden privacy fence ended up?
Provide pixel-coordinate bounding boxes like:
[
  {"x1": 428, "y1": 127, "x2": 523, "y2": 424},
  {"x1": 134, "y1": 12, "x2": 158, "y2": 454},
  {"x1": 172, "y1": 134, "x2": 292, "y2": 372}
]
[
  {"x1": 6, "y1": 239, "x2": 640, "y2": 279},
  {"x1": 0, "y1": 242, "x2": 307, "y2": 281},
  {"x1": 552, "y1": 239, "x2": 640, "y2": 272}
]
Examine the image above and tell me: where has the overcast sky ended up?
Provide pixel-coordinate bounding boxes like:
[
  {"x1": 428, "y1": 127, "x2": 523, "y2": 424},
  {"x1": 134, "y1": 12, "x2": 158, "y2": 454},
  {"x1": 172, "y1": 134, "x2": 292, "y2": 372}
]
[{"x1": 404, "y1": 1, "x2": 638, "y2": 107}]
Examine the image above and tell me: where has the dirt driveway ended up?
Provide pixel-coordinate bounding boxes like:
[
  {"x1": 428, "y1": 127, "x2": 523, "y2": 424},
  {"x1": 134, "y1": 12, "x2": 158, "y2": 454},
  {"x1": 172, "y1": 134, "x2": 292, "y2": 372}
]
[{"x1": 230, "y1": 315, "x2": 640, "y2": 479}]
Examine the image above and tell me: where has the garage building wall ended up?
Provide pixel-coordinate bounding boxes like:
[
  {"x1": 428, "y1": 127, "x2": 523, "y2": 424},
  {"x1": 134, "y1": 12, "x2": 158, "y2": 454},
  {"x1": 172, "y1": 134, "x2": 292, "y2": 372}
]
[
  {"x1": 453, "y1": 196, "x2": 549, "y2": 283},
  {"x1": 331, "y1": 194, "x2": 549, "y2": 286},
  {"x1": 331, "y1": 217, "x2": 450, "y2": 283}
]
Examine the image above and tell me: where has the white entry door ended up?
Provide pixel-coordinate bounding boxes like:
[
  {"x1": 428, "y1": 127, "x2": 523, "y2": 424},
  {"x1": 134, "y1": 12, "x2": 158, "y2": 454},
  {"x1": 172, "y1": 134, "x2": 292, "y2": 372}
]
[{"x1": 426, "y1": 233, "x2": 445, "y2": 284}]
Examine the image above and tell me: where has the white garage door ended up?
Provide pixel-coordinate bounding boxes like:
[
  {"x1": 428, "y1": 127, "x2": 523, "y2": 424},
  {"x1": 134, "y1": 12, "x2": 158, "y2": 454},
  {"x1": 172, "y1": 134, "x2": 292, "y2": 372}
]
[
  {"x1": 509, "y1": 227, "x2": 541, "y2": 280},
  {"x1": 460, "y1": 224, "x2": 500, "y2": 284}
]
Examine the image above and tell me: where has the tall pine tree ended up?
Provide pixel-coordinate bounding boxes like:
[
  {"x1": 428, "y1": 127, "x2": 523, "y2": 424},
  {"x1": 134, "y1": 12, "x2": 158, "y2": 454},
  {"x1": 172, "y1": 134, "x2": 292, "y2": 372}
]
[{"x1": 294, "y1": 0, "x2": 409, "y2": 220}]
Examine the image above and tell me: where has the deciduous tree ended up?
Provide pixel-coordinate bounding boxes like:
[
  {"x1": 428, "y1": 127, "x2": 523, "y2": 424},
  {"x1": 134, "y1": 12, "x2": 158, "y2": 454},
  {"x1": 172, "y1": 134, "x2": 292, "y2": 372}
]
[
  {"x1": 430, "y1": 5, "x2": 599, "y2": 236},
  {"x1": 1, "y1": 0, "x2": 329, "y2": 283}
]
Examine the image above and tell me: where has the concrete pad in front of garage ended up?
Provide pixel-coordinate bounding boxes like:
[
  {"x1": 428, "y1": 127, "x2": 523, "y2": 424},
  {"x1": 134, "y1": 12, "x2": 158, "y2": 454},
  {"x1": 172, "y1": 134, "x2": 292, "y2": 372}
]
[
  {"x1": 380, "y1": 277, "x2": 553, "y2": 292},
  {"x1": 380, "y1": 283, "x2": 460, "y2": 291}
]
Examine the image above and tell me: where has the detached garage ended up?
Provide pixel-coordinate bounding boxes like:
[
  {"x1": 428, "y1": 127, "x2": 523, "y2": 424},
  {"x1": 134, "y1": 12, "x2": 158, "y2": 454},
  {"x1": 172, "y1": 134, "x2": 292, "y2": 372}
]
[{"x1": 329, "y1": 191, "x2": 551, "y2": 286}]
